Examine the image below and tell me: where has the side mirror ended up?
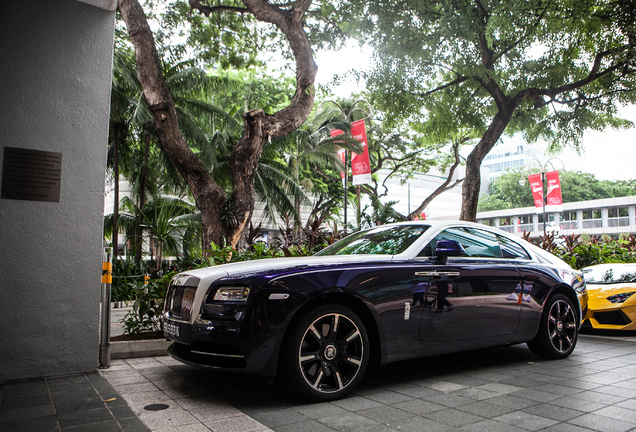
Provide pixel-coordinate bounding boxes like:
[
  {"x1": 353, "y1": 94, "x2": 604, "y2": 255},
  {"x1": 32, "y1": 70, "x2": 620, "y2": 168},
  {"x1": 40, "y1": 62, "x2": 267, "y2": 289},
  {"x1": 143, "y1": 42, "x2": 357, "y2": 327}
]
[{"x1": 435, "y1": 240, "x2": 465, "y2": 264}]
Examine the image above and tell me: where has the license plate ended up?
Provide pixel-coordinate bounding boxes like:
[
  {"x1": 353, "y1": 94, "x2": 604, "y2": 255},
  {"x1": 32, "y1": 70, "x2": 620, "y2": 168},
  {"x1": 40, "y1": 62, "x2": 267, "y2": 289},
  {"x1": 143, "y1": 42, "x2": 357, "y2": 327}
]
[{"x1": 164, "y1": 322, "x2": 180, "y2": 338}]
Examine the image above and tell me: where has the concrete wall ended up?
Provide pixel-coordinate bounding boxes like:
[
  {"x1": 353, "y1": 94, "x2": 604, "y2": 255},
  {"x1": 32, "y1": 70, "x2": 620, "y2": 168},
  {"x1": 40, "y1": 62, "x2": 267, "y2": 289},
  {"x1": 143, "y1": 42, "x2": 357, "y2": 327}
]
[{"x1": 0, "y1": 0, "x2": 115, "y2": 381}]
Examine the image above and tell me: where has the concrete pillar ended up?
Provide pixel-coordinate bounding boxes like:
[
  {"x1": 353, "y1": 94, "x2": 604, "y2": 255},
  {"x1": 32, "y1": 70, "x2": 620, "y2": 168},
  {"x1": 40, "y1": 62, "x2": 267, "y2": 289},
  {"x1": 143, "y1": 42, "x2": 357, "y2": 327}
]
[{"x1": 0, "y1": 0, "x2": 115, "y2": 381}]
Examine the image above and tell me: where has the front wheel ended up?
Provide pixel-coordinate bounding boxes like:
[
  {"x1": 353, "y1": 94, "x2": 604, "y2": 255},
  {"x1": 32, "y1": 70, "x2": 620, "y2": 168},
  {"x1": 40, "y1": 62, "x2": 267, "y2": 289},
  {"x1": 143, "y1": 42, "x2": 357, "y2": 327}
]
[
  {"x1": 281, "y1": 304, "x2": 369, "y2": 401},
  {"x1": 527, "y1": 293, "x2": 578, "y2": 359}
]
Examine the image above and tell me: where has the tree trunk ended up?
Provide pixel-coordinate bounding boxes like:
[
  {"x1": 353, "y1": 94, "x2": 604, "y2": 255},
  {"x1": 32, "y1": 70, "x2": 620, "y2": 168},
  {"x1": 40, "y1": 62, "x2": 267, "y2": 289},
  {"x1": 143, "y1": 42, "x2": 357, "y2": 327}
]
[
  {"x1": 135, "y1": 132, "x2": 150, "y2": 263},
  {"x1": 119, "y1": 0, "x2": 227, "y2": 256},
  {"x1": 120, "y1": 0, "x2": 317, "y2": 254},
  {"x1": 154, "y1": 241, "x2": 162, "y2": 276},
  {"x1": 224, "y1": 0, "x2": 317, "y2": 249},
  {"x1": 112, "y1": 127, "x2": 120, "y2": 261},
  {"x1": 459, "y1": 109, "x2": 514, "y2": 221}
]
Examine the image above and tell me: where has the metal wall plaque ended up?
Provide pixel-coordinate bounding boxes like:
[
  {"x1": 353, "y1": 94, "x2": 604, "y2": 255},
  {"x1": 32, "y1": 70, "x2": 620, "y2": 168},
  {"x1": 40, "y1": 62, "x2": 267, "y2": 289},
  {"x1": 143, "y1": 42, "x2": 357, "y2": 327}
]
[{"x1": 1, "y1": 147, "x2": 62, "y2": 202}]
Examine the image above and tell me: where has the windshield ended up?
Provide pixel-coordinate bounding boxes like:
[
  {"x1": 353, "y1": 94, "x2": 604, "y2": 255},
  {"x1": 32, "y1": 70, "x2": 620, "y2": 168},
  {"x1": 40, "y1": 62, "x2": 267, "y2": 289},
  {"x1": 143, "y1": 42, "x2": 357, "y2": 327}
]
[
  {"x1": 316, "y1": 225, "x2": 430, "y2": 256},
  {"x1": 583, "y1": 265, "x2": 636, "y2": 284}
]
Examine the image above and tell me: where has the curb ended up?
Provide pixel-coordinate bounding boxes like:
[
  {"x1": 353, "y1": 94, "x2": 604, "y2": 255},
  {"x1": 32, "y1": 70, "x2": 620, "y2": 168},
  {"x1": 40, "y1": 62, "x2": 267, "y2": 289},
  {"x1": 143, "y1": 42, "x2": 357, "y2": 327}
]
[
  {"x1": 111, "y1": 300, "x2": 135, "y2": 308},
  {"x1": 110, "y1": 339, "x2": 171, "y2": 359}
]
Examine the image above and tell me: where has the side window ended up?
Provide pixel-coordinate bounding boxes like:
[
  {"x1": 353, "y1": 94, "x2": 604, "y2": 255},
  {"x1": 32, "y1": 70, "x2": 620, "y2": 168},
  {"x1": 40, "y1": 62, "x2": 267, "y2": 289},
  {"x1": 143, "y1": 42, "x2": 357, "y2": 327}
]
[
  {"x1": 418, "y1": 229, "x2": 464, "y2": 257},
  {"x1": 497, "y1": 234, "x2": 531, "y2": 260},
  {"x1": 418, "y1": 227, "x2": 502, "y2": 258},
  {"x1": 457, "y1": 227, "x2": 502, "y2": 258}
]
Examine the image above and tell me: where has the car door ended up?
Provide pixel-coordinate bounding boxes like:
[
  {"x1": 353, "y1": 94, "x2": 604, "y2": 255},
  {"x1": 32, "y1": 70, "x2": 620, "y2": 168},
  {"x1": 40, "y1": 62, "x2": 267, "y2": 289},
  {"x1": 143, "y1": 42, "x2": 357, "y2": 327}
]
[
  {"x1": 351, "y1": 264, "x2": 433, "y2": 362},
  {"x1": 416, "y1": 227, "x2": 523, "y2": 345}
]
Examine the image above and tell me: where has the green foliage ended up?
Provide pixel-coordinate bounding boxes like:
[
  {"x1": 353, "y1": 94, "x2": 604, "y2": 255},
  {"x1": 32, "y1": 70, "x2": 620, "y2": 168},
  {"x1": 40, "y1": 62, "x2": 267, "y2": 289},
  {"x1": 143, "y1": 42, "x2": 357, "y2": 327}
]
[
  {"x1": 531, "y1": 234, "x2": 636, "y2": 269},
  {"x1": 107, "y1": 41, "x2": 314, "y2": 250},
  {"x1": 556, "y1": 241, "x2": 636, "y2": 270},
  {"x1": 122, "y1": 272, "x2": 173, "y2": 335},
  {"x1": 111, "y1": 259, "x2": 147, "y2": 302},
  {"x1": 351, "y1": 0, "x2": 636, "y2": 145},
  {"x1": 211, "y1": 69, "x2": 296, "y2": 116},
  {"x1": 139, "y1": 0, "x2": 262, "y2": 69},
  {"x1": 329, "y1": 0, "x2": 636, "y2": 218},
  {"x1": 477, "y1": 194, "x2": 517, "y2": 212},
  {"x1": 198, "y1": 221, "x2": 345, "y2": 266}
]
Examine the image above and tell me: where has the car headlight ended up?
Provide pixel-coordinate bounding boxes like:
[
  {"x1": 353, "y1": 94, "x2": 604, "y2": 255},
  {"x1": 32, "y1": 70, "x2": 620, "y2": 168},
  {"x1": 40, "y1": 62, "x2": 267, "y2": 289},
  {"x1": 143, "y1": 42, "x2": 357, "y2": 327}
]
[
  {"x1": 607, "y1": 292, "x2": 636, "y2": 304},
  {"x1": 213, "y1": 286, "x2": 250, "y2": 302}
]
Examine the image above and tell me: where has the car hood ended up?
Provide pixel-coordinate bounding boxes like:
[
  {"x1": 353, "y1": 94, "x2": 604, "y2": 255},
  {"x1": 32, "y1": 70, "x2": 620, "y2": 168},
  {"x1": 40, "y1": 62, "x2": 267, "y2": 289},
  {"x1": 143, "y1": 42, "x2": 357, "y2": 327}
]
[
  {"x1": 178, "y1": 255, "x2": 395, "y2": 284},
  {"x1": 587, "y1": 283, "x2": 636, "y2": 307}
]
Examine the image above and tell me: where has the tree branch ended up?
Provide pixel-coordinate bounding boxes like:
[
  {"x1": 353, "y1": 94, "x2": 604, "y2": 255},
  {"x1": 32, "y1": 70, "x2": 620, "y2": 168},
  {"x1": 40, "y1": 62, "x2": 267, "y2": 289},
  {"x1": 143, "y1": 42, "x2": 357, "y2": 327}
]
[
  {"x1": 517, "y1": 46, "x2": 633, "y2": 105},
  {"x1": 408, "y1": 139, "x2": 464, "y2": 220},
  {"x1": 411, "y1": 75, "x2": 468, "y2": 98},
  {"x1": 492, "y1": 10, "x2": 546, "y2": 65},
  {"x1": 188, "y1": 0, "x2": 248, "y2": 15}
]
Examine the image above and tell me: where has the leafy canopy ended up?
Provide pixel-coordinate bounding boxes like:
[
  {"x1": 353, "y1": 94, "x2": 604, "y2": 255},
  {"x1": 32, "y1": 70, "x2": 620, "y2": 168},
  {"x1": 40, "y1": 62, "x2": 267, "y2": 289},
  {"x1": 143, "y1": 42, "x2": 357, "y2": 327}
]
[{"x1": 337, "y1": 0, "x2": 636, "y2": 148}]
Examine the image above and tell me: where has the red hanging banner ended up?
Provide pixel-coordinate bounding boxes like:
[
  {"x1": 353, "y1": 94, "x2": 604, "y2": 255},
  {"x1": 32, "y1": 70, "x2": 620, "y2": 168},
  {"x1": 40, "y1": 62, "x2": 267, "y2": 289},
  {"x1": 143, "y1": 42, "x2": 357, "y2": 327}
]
[
  {"x1": 350, "y1": 119, "x2": 372, "y2": 185},
  {"x1": 545, "y1": 170, "x2": 563, "y2": 211},
  {"x1": 330, "y1": 129, "x2": 346, "y2": 186},
  {"x1": 528, "y1": 173, "x2": 544, "y2": 211}
]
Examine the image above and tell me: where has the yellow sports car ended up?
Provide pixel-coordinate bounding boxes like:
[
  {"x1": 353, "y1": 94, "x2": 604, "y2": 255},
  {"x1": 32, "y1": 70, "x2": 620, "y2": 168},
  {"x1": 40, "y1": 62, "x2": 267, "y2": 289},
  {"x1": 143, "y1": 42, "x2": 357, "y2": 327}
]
[{"x1": 582, "y1": 263, "x2": 636, "y2": 331}]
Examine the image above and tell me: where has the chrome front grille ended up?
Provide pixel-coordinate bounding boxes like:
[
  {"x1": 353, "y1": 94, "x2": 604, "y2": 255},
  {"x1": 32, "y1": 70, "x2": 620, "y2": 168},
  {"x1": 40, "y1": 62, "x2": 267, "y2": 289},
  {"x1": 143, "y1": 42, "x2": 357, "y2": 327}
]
[{"x1": 165, "y1": 280, "x2": 198, "y2": 321}]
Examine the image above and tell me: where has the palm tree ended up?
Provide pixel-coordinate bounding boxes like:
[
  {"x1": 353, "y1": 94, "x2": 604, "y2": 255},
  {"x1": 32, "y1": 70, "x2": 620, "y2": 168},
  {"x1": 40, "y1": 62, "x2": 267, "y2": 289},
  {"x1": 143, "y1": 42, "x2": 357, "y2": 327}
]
[
  {"x1": 271, "y1": 105, "x2": 364, "y2": 234},
  {"x1": 115, "y1": 195, "x2": 200, "y2": 274},
  {"x1": 109, "y1": 42, "x2": 319, "y2": 251},
  {"x1": 107, "y1": 46, "x2": 142, "y2": 260},
  {"x1": 107, "y1": 49, "x2": 240, "y2": 259}
]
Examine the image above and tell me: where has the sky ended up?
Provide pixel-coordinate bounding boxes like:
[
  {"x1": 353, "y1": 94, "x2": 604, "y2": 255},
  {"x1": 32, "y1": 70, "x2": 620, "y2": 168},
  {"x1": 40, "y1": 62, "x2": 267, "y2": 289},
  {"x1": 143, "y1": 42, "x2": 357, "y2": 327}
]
[
  {"x1": 313, "y1": 45, "x2": 636, "y2": 182},
  {"x1": 556, "y1": 105, "x2": 636, "y2": 181}
]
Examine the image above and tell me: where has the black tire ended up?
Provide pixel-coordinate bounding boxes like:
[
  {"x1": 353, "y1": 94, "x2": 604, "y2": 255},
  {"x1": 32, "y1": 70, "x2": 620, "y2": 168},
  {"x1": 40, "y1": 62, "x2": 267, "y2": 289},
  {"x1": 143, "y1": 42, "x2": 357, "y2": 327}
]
[
  {"x1": 527, "y1": 293, "x2": 578, "y2": 359},
  {"x1": 281, "y1": 304, "x2": 369, "y2": 401}
]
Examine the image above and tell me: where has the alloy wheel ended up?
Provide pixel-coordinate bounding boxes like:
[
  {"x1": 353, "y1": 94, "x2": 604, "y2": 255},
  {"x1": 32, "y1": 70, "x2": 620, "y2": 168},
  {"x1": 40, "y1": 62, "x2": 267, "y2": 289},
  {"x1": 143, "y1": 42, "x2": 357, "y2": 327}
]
[
  {"x1": 547, "y1": 299, "x2": 577, "y2": 353},
  {"x1": 297, "y1": 312, "x2": 365, "y2": 394}
]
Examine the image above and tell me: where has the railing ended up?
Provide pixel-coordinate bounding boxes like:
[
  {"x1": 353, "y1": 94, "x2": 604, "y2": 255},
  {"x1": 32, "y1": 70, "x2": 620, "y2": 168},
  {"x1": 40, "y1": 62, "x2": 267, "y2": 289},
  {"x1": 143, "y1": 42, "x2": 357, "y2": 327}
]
[
  {"x1": 559, "y1": 221, "x2": 578, "y2": 230},
  {"x1": 518, "y1": 223, "x2": 533, "y2": 233},
  {"x1": 608, "y1": 217, "x2": 630, "y2": 227},
  {"x1": 582, "y1": 219, "x2": 603, "y2": 229}
]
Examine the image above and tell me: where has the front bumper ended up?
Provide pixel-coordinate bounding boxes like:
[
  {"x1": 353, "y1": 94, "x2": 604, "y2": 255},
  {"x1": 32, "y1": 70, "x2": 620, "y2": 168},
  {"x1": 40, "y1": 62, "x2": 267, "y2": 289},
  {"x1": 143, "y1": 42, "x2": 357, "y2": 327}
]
[
  {"x1": 164, "y1": 316, "x2": 280, "y2": 376},
  {"x1": 584, "y1": 305, "x2": 636, "y2": 330}
]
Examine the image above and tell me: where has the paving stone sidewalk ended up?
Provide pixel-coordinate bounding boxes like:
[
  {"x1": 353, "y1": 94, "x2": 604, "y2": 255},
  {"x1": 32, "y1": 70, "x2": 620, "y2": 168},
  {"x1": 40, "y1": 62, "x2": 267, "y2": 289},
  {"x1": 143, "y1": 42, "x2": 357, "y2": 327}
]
[{"x1": 101, "y1": 333, "x2": 636, "y2": 432}]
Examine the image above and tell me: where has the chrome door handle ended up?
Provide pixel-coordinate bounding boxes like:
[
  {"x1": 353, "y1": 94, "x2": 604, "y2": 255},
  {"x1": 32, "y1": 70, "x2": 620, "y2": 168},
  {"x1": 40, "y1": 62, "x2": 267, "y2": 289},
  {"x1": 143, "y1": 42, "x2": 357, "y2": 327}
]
[{"x1": 415, "y1": 271, "x2": 460, "y2": 277}]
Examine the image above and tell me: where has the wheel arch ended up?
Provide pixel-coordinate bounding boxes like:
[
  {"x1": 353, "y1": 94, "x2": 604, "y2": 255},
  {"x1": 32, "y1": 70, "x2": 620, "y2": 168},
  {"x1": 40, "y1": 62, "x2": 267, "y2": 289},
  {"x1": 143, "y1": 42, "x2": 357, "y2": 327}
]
[
  {"x1": 547, "y1": 284, "x2": 582, "y2": 324},
  {"x1": 275, "y1": 291, "x2": 383, "y2": 375}
]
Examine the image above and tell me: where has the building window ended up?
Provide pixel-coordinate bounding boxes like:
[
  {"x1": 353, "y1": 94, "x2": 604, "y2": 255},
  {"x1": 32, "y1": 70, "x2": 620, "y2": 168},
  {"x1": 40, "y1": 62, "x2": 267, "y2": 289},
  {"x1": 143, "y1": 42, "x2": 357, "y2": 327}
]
[
  {"x1": 518, "y1": 214, "x2": 533, "y2": 233},
  {"x1": 559, "y1": 212, "x2": 577, "y2": 230},
  {"x1": 518, "y1": 215, "x2": 533, "y2": 224},
  {"x1": 582, "y1": 209, "x2": 602, "y2": 220},
  {"x1": 582, "y1": 209, "x2": 602, "y2": 229},
  {"x1": 608, "y1": 207, "x2": 628, "y2": 218},
  {"x1": 498, "y1": 216, "x2": 513, "y2": 233},
  {"x1": 499, "y1": 217, "x2": 512, "y2": 226},
  {"x1": 608, "y1": 207, "x2": 629, "y2": 227}
]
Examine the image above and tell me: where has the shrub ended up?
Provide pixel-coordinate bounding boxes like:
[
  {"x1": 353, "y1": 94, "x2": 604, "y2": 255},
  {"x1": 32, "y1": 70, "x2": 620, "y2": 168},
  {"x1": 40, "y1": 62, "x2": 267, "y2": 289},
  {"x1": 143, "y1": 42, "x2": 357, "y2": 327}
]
[
  {"x1": 122, "y1": 272, "x2": 173, "y2": 335},
  {"x1": 111, "y1": 259, "x2": 147, "y2": 302},
  {"x1": 549, "y1": 234, "x2": 636, "y2": 269}
]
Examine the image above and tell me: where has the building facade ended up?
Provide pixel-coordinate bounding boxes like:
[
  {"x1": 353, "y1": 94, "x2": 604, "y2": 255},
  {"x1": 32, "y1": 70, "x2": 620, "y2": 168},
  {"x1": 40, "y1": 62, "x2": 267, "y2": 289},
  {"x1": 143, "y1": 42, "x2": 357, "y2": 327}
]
[{"x1": 477, "y1": 196, "x2": 636, "y2": 239}]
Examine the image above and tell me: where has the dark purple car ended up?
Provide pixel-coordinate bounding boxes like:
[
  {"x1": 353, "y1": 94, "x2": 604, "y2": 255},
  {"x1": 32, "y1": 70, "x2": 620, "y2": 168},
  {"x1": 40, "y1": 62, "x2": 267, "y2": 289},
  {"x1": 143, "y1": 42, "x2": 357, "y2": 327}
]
[{"x1": 163, "y1": 221, "x2": 587, "y2": 401}]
